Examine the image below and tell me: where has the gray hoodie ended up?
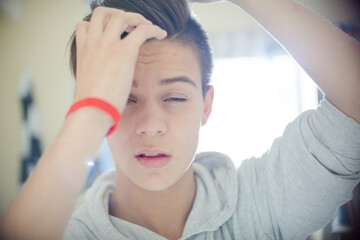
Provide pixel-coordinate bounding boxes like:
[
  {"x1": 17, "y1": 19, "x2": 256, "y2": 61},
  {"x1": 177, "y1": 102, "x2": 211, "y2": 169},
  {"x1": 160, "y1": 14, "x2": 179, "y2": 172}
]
[{"x1": 63, "y1": 100, "x2": 360, "y2": 239}]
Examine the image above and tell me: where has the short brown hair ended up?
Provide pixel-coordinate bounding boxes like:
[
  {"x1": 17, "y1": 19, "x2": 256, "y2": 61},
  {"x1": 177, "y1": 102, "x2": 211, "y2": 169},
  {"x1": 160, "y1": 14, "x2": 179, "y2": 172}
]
[{"x1": 69, "y1": 0, "x2": 213, "y2": 96}]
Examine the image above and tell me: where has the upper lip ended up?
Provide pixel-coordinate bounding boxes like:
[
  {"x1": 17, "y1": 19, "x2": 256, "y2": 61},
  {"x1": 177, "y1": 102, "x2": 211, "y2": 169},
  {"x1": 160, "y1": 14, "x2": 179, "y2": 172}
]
[{"x1": 135, "y1": 149, "x2": 171, "y2": 157}]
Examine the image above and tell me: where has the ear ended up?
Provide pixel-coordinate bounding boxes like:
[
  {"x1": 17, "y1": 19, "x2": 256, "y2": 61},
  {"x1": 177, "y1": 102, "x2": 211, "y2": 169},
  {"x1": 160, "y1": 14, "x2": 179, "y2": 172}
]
[{"x1": 202, "y1": 86, "x2": 214, "y2": 126}]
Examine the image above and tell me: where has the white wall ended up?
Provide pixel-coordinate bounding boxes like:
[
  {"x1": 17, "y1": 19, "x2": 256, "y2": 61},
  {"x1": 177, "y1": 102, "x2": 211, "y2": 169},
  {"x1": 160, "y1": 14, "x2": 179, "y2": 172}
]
[{"x1": 0, "y1": 0, "x2": 85, "y2": 217}]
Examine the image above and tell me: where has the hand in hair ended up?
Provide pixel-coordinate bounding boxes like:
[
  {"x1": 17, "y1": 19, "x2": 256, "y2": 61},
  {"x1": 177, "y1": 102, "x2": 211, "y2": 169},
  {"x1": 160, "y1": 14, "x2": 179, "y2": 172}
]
[{"x1": 75, "y1": 6, "x2": 167, "y2": 112}]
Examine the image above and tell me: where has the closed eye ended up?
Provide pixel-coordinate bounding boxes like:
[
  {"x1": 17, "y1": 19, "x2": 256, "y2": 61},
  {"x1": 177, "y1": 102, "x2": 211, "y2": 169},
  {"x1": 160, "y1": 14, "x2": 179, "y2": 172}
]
[
  {"x1": 164, "y1": 97, "x2": 187, "y2": 102},
  {"x1": 127, "y1": 98, "x2": 137, "y2": 104}
]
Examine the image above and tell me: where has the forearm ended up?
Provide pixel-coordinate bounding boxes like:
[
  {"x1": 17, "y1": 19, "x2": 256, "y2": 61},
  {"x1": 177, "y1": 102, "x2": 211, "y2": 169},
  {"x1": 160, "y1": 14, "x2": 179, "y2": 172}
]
[
  {"x1": 229, "y1": 0, "x2": 360, "y2": 122},
  {"x1": 0, "y1": 6, "x2": 168, "y2": 239},
  {"x1": 0, "y1": 108, "x2": 112, "y2": 240}
]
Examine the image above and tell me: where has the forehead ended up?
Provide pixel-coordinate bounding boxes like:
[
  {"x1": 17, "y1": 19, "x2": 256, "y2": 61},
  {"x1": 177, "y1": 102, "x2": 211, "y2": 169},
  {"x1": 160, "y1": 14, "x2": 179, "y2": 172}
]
[{"x1": 134, "y1": 40, "x2": 202, "y2": 87}]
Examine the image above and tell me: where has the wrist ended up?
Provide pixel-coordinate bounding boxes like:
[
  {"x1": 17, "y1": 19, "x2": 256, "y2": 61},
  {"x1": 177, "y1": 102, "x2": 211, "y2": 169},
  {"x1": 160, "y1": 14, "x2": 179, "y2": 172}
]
[
  {"x1": 66, "y1": 98, "x2": 121, "y2": 136},
  {"x1": 64, "y1": 107, "x2": 114, "y2": 136}
]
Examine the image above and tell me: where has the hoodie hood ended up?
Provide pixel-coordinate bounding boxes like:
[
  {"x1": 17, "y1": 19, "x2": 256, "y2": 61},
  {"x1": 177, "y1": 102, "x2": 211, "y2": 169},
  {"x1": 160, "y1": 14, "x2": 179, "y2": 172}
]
[
  {"x1": 71, "y1": 151, "x2": 238, "y2": 239},
  {"x1": 182, "y1": 152, "x2": 238, "y2": 238}
]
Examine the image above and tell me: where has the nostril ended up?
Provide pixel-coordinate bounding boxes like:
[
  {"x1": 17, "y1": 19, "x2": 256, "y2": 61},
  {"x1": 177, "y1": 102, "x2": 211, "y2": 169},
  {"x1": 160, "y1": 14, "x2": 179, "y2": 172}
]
[
  {"x1": 135, "y1": 110, "x2": 168, "y2": 136},
  {"x1": 136, "y1": 128, "x2": 166, "y2": 136}
]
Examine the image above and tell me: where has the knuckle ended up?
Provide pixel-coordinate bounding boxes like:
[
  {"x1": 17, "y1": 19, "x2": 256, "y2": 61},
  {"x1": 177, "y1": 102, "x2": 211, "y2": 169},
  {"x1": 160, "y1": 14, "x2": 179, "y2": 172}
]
[
  {"x1": 92, "y1": 6, "x2": 107, "y2": 15},
  {"x1": 109, "y1": 9, "x2": 125, "y2": 19},
  {"x1": 125, "y1": 12, "x2": 146, "y2": 21},
  {"x1": 115, "y1": 9, "x2": 125, "y2": 15},
  {"x1": 76, "y1": 21, "x2": 88, "y2": 31},
  {"x1": 92, "y1": 6, "x2": 102, "y2": 16},
  {"x1": 129, "y1": 12, "x2": 145, "y2": 18}
]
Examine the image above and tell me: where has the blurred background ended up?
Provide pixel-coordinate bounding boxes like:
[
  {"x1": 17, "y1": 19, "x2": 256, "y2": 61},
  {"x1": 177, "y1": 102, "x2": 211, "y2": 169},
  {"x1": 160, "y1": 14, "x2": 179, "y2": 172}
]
[{"x1": 0, "y1": 0, "x2": 359, "y2": 238}]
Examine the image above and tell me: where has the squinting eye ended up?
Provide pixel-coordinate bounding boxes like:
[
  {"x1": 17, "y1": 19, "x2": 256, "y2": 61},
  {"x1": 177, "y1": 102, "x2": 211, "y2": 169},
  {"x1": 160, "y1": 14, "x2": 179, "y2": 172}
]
[{"x1": 164, "y1": 97, "x2": 187, "y2": 102}]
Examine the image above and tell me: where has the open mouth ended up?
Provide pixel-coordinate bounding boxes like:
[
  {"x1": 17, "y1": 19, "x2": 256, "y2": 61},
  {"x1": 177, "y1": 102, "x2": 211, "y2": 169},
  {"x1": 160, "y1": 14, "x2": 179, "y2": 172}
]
[{"x1": 135, "y1": 151, "x2": 171, "y2": 168}]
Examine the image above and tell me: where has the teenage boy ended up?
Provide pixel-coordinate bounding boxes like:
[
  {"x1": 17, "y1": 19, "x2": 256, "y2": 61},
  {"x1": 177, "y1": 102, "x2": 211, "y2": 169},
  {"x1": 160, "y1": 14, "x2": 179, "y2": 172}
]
[{"x1": 1, "y1": 0, "x2": 359, "y2": 239}]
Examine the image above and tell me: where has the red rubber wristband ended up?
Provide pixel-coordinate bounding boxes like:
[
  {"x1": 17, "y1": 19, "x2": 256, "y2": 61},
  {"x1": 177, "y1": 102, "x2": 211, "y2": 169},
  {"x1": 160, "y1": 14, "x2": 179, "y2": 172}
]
[{"x1": 66, "y1": 98, "x2": 121, "y2": 137}]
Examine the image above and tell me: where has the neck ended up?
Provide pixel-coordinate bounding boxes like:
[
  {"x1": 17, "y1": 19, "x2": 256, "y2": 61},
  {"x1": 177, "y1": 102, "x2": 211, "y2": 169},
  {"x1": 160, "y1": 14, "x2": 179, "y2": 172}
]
[{"x1": 109, "y1": 166, "x2": 196, "y2": 240}]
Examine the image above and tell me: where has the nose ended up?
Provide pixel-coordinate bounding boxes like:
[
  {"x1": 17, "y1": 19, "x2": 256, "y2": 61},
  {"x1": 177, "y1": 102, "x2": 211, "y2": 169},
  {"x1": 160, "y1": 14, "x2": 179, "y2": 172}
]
[{"x1": 135, "y1": 104, "x2": 167, "y2": 137}]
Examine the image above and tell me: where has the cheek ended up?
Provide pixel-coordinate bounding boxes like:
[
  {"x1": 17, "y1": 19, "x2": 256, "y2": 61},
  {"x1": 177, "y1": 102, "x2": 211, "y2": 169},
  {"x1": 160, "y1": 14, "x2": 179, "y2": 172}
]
[
  {"x1": 107, "y1": 121, "x2": 133, "y2": 156},
  {"x1": 175, "y1": 109, "x2": 202, "y2": 149}
]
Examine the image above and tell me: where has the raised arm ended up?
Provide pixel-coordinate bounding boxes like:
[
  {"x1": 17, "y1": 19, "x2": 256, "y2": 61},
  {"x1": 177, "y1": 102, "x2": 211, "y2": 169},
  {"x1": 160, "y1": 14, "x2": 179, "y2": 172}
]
[
  {"x1": 0, "y1": 7, "x2": 166, "y2": 240},
  {"x1": 194, "y1": 0, "x2": 360, "y2": 122},
  {"x1": 191, "y1": 0, "x2": 360, "y2": 238}
]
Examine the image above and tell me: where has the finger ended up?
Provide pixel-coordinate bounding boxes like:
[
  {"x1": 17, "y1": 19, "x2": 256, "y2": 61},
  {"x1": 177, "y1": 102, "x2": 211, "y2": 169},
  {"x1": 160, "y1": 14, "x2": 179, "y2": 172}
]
[
  {"x1": 103, "y1": 12, "x2": 152, "y2": 42},
  {"x1": 124, "y1": 26, "x2": 136, "y2": 33},
  {"x1": 88, "y1": 7, "x2": 124, "y2": 39},
  {"x1": 123, "y1": 24, "x2": 167, "y2": 49},
  {"x1": 75, "y1": 21, "x2": 89, "y2": 57}
]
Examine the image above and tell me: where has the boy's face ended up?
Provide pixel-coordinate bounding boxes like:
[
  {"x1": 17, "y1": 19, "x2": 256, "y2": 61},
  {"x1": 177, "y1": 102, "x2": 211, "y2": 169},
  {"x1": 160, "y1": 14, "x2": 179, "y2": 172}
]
[{"x1": 107, "y1": 41, "x2": 213, "y2": 191}]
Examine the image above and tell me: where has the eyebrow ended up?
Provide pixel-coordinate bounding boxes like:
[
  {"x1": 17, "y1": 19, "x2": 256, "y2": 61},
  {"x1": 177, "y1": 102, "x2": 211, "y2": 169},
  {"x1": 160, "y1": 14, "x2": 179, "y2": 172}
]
[
  {"x1": 159, "y1": 76, "x2": 197, "y2": 88},
  {"x1": 132, "y1": 76, "x2": 198, "y2": 89}
]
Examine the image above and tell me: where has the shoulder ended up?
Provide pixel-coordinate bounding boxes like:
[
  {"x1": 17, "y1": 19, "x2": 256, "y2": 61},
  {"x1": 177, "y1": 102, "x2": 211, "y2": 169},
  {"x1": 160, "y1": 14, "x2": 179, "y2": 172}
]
[{"x1": 193, "y1": 151, "x2": 238, "y2": 186}]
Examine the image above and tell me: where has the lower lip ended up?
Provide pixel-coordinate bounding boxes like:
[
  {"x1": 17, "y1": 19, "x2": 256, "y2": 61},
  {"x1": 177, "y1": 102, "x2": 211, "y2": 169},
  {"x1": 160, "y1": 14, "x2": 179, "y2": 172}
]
[{"x1": 136, "y1": 156, "x2": 171, "y2": 169}]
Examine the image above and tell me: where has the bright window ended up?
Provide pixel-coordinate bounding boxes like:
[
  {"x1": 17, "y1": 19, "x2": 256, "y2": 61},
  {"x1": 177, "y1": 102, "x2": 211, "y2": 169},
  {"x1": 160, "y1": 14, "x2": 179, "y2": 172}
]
[{"x1": 198, "y1": 56, "x2": 318, "y2": 167}]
